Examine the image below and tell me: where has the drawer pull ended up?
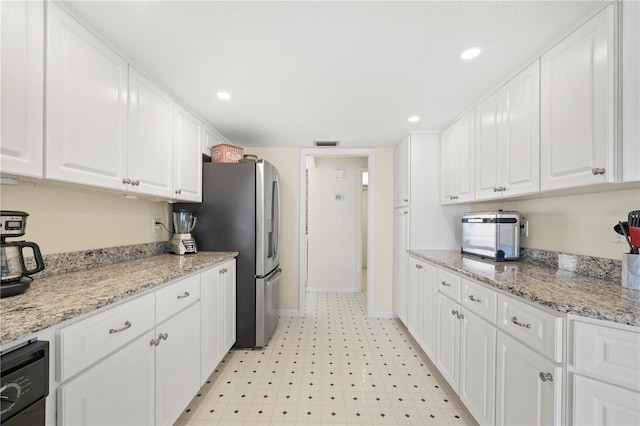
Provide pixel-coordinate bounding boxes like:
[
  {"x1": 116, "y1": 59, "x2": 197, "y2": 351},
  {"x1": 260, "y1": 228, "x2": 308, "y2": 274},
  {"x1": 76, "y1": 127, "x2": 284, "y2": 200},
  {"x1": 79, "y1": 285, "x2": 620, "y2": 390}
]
[
  {"x1": 177, "y1": 291, "x2": 190, "y2": 299},
  {"x1": 441, "y1": 281, "x2": 452, "y2": 287},
  {"x1": 457, "y1": 313, "x2": 464, "y2": 320},
  {"x1": 415, "y1": 264, "x2": 423, "y2": 270},
  {"x1": 539, "y1": 372, "x2": 553, "y2": 382},
  {"x1": 109, "y1": 321, "x2": 132, "y2": 334},
  {"x1": 511, "y1": 316, "x2": 531, "y2": 329},
  {"x1": 468, "y1": 295, "x2": 481, "y2": 303},
  {"x1": 451, "y1": 309, "x2": 459, "y2": 316}
]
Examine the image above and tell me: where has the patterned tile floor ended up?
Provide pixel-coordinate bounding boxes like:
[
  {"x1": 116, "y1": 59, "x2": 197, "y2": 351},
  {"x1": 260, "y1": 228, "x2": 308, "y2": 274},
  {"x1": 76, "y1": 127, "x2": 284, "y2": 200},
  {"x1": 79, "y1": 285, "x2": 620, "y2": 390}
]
[{"x1": 176, "y1": 292, "x2": 476, "y2": 425}]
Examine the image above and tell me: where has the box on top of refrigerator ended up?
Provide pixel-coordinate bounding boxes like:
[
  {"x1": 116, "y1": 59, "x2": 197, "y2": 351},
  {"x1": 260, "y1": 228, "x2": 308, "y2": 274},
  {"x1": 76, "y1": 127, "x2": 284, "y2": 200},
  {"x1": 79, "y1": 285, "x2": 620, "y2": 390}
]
[{"x1": 211, "y1": 144, "x2": 244, "y2": 163}]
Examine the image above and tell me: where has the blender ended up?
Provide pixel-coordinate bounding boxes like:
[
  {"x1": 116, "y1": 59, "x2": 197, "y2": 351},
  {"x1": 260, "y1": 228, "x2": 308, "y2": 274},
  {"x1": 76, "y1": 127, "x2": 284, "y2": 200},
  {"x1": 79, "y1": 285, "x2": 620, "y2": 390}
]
[{"x1": 170, "y1": 210, "x2": 198, "y2": 255}]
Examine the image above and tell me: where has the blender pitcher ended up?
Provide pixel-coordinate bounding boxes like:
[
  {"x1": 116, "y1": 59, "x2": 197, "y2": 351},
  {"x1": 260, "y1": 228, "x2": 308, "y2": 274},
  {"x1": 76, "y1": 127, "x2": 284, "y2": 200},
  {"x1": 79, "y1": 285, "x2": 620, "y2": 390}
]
[{"x1": 173, "y1": 210, "x2": 197, "y2": 234}]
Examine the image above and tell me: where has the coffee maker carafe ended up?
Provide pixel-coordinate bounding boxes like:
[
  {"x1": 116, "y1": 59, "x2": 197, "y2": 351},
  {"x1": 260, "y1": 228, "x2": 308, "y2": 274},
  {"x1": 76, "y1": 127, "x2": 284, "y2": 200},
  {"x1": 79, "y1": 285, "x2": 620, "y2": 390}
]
[
  {"x1": 1, "y1": 211, "x2": 45, "y2": 297},
  {"x1": 169, "y1": 210, "x2": 198, "y2": 255}
]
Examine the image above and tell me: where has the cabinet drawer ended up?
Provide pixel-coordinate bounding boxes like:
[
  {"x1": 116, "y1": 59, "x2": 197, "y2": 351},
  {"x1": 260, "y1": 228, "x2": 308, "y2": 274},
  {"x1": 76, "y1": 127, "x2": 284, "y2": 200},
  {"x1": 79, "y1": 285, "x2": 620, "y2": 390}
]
[
  {"x1": 156, "y1": 274, "x2": 200, "y2": 324},
  {"x1": 437, "y1": 268, "x2": 461, "y2": 302},
  {"x1": 57, "y1": 292, "x2": 155, "y2": 382},
  {"x1": 461, "y1": 279, "x2": 497, "y2": 324},
  {"x1": 498, "y1": 294, "x2": 563, "y2": 362},
  {"x1": 572, "y1": 321, "x2": 640, "y2": 391}
]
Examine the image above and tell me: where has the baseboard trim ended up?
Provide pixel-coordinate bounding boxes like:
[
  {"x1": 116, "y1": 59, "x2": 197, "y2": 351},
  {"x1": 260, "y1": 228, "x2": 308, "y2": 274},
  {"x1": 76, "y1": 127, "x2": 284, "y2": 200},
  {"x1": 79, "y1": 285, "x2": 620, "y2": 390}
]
[
  {"x1": 306, "y1": 287, "x2": 359, "y2": 293},
  {"x1": 277, "y1": 309, "x2": 302, "y2": 317}
]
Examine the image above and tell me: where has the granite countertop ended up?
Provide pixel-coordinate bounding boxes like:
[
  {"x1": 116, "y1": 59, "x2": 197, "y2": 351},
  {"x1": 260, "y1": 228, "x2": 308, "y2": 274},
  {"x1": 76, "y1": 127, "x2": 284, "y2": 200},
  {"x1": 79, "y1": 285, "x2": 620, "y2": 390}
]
[
  {"x1": 409, "y1": 250, "x2": 640, "y2": 327},
  {"x1": 0, "y1": 252, "x2": 238, "y2": 346}
]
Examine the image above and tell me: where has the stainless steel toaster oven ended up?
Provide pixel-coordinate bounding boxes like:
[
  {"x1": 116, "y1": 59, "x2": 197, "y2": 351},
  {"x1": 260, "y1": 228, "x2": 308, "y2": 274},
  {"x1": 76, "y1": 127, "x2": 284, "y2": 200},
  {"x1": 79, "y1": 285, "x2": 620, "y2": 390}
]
[{"x1": 462, "y1": 211, "x2": 520, "y2": 261}]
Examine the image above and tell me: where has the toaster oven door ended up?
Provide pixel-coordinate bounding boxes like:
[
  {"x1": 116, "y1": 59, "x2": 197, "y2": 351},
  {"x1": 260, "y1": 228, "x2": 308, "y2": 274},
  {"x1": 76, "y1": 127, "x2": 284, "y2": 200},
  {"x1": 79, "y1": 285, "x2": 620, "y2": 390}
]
[{"x1": 462, "y1": 222, "x2": 497, "y2": 259}]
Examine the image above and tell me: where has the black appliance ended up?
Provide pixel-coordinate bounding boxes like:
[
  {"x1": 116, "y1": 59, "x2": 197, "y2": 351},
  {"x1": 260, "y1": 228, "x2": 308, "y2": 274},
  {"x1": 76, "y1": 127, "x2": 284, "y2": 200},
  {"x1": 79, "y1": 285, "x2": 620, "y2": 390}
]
[{"x1": 0, "y1": 340, "x2": 50, "y2": 425}]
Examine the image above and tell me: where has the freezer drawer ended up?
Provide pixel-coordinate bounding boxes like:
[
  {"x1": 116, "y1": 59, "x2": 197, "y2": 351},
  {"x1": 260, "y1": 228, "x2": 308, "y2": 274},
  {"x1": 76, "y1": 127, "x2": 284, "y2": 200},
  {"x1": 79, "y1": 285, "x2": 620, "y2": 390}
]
[{"x1": 256, "y1": 268, "x2": 281, "y2": 347}]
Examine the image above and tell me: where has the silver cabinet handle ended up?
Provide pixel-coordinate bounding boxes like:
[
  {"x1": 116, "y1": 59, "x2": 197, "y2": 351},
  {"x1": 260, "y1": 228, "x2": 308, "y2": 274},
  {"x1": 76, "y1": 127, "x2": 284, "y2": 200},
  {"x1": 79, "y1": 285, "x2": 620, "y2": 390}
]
[
  {"x1": 403, "y1": 210, "x2": 408, "y2": 215},
  {"x1": 493, "y1": 187, "x2": 499, "y2": 192},
  {"x1": 122, "y1": 178, "x2": 131, "y2": 184},
  {"x1": 415, "y1": 264, "x2": 423, "y2": 270},
  {"x1": 451, "y1": 309, "x2": 458, "y2": 316},
  {"x1": 109, "y1": 321, "x2": 131, "y2": 334},
  {"x1": 511, "y1": 316, "x2": 531, "y2": 329},
  {"x1": 591, "y1": 167, "x2": 606, "y2": 175},
  {"x1": 441, "y1": 281, "x2": 452, "y2": 287},
  {"x1": 219, "y1": 268, "x2": 228, "y2": 274},
  {"x1": 403, "y1": 198, "x2": 409, "y2": 202},
  {"x1": 131, "y1": 180, "x2": 140, "y2": 186},
  {"x1": 177, "y1": 291, "x2": 190, "y2": 299},
  {"x1": 175, "y1": 189, "x2": 182, "y2": 194},
  {"x1": 457, "y1": 313, "x2": 464, "y2": 320},
  {"x1": 159, "y1": 333, "x2": 168, "y2": 341},
  {"x1": 150, "y1": 338, "x2": 159, "y2": 347},
  {"x1": 501, "y1": 186, "x2": 507, "y2": 192},
  {"x1": 468, "y1": 295, "x2": 481, "y2": 303},
  {"x1": 539, "y1": 372, "x2": 553, "y2": 382}
]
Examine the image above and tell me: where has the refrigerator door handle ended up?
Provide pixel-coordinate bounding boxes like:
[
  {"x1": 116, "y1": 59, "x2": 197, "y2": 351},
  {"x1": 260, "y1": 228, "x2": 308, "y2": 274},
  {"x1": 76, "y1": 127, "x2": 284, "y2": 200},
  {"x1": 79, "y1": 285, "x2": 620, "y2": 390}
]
[{"x1": 273, "y1": 176, "x2": 281, "y2": 258}]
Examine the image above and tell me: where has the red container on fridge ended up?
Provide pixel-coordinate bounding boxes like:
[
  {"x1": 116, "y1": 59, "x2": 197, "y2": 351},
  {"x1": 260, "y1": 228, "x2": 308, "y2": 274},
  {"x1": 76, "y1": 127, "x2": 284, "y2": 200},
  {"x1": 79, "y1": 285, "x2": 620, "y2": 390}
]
[{"x1": 211, "y1": 144, "x2": 244, "y2": 163}]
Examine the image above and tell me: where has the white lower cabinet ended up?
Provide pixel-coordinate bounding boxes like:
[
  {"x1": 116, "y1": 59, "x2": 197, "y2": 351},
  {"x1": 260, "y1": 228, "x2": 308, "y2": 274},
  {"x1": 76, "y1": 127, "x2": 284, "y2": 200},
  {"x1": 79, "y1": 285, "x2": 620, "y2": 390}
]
[
  {"x1": 435, "y1": 293, "x2": 461, "y2": 392},
  {"x1": 459, "y1": 309, "x2": 496, "y2": 425},
  {"x1": 155, "y1": 302, "x2": 201, "y2": 426},
  {"x1": 57, "y1": 330, "x2": 156, "y2": 425},
  {"x1": 57, "y1": 262, "x2": 236, "y2": 425},
  {"x1": 201, "y1": 259, "x2": 236, "y2": 385},
  {"x1": 393, "y1": 207, "x2": 409, "y2": 325},
  {"x1": 495, "y1": 331, "x2": 563, "y2": 426},
  {"x1": 408, "y1": 257, "x2": 436, "y2": 360},
  {"x1": 572, "y1": 374, "x2": 640, "y2": 425}
]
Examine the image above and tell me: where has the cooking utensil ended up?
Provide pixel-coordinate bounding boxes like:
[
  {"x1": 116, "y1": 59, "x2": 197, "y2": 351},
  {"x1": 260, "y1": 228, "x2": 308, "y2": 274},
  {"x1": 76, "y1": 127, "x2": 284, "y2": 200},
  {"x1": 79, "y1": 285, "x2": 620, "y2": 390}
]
[
  {"x1": 618, "y1": 221, "x2": 638, "y2": 254},
  {"x1": 629, "y1": 211, "x2": 640, "y2": 254}
]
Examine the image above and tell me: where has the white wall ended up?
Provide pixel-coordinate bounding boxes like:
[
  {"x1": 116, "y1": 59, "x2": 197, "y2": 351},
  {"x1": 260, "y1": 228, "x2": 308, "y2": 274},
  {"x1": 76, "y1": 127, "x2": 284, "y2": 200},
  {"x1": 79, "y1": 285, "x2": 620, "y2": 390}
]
[
  {"x1": 0, "y1": 182, "x2": 170, "y2": 254},
  {"x1": 307, "y1": 157, "x2": 367, "y2": 292},
  {"x1": 472, "y1": 187, "x2": 640, "y2": 259}
]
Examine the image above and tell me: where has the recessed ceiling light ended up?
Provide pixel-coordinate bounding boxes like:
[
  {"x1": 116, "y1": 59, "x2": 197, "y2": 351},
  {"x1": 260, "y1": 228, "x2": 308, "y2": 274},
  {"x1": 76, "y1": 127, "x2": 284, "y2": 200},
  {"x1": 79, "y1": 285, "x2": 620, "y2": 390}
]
[
  {"x1": 216, "y1": 91, "x2": 231, "y2": 100},
  {"x1": 408, "y1": 116, "x2": 420, "y2": 123},
  {"x1": 460, "y1": 47, "x2": 481, "y2": 60}
]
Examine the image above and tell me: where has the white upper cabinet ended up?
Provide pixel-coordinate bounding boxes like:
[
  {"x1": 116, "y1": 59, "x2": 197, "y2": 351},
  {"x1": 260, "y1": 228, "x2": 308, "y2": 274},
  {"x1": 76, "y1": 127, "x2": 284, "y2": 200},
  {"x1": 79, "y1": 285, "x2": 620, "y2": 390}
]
[
  {"x1": 394, "y1": 138, "x2": 410, "y2": 208},
  {"x1": 541, "y1": 5, "x2": 617, "y2": 191},
  {"x1": 127, "y1": 66, "x2": 174, "y2": 198},
  {"x1": 622, "y1": 0, "x2": 640, "y2": 182},
  {"x1": 204, "y1": 126, "x2": 225, "y2": 157},
  {"x1": 0, "y1": 0, "x2": 44, "y2": 178},
  {"x1": 441, "y1": 110, "x2": 475, "y2": 204},
  {"x1": 45, "y1": 2, "x2": 128, "y2": 190},
  {"x1": 476, "y1": 60, "x2": 541, "y2": 200},
  {"x1": 173, "y1": 103, "x2": 203, "y2": 202}
]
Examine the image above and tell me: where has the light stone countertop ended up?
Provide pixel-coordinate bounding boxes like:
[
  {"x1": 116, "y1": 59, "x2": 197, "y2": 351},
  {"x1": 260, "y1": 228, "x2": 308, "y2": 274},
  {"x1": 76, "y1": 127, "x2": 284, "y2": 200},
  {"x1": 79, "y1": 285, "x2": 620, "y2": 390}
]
[
  {"x1": 0, "y1": 252, "x2": 238, "y2": 346},
  {"x1": 410, "y1": 250, "x2": 640, "y2": 327}
]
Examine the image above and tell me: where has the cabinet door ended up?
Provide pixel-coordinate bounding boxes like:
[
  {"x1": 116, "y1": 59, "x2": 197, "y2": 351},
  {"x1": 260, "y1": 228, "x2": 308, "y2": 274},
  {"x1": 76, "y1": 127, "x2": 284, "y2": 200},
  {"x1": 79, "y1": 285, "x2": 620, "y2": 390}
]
[
  {"x1": 200, "y1": 265, "x2": 223, "y2": 384},
  {"x1": 622, "y1": 0, "x2": 640, "y2": 182},
  {"x1": 46, "y1": 3, "x2": 128, "y2": 189},
  {"x1": 128, "y1": 66, "x2": 174, "y2": 198},
  {"x1": 0, "y1": 0, "x2": 43, "y2": 178},
  {"x1": 440, "y1": 126, "x2": 456, "y2": 204},
  {"x1": 393, "y1": 208, "x2": 409, "y2": 325},
  {"x1": 155, "y1": 302, "x2": 201, "y2": 426},
  {"x1": 455, "y1": 110, "x2": 475, "y2": 202},
  {"x1": 541, "y1": 5, "x2": 616, "y2": 190},
  {"x1": 459, "y1": 309, "x2": 496, "y2": 426},
  {"x1": 407, "y1": 257, "x2": 422, "y2": 338},
  {"x1": 57, "y1": 330, "x2": 155, "y2": 426},
  {"x1": 475, "y1": 92, "x2": 501, "y2": 200},
  {"x1": 500, "y1": 60, "x2": 541, "y2": 197},
  {"x1": 435, "y1": 293, "x2": 460, "y2": 393},
  {"x1": 173, "y1": 104, "x2": 203, "y2": 201},
  {"x1": 394, "y1": 137, "x2": 410, "y2": 207},
  {"x1": 222, "y1": 261, "x2": 237, "y2": 352},
  {"x1": 495, "y1": 331, "x2": 562, "y2": 426},
  {"x1": 572, "y1": 374, "x2": 640, "y2": 426},
  {"x1": 204, "y1": 126, "x2": 221, "y2": 156},
  {"x1": 420, "y1": 262, "x2": 437, "y2": 360}
]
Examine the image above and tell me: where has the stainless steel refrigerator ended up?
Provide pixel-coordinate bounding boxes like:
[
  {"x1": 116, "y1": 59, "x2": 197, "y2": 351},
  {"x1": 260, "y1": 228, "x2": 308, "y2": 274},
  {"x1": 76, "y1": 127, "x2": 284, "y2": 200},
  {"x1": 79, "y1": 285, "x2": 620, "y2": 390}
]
[{"x1": 175, "y1": 160, "x2": 281, "y2": 348}]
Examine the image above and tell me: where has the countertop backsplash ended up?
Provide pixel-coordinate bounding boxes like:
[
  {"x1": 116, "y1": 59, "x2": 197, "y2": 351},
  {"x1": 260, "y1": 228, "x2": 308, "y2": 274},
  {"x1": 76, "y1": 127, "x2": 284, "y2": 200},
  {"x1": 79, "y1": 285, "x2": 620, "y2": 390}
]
[
  {"x1": 519, "y1": 247, "x2": 622, "y2": 282},
  {"x1": 30, "y1": 241, "x2": 170, "y2": 278}
]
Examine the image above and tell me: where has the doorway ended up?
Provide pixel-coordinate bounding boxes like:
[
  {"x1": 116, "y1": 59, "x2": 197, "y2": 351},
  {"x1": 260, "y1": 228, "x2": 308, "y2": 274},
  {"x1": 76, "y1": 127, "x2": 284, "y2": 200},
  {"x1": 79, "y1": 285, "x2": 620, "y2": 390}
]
[{"x1": 298, "y1": 148, "x2": 375, "y2": 317}]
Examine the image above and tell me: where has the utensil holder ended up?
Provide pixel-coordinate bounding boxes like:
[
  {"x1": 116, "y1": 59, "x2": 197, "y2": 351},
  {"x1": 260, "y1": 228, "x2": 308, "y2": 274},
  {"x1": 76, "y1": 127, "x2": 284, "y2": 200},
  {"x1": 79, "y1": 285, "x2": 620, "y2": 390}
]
[{"x1": 622, "y1": 254, "x2": 640, "y2": 290}]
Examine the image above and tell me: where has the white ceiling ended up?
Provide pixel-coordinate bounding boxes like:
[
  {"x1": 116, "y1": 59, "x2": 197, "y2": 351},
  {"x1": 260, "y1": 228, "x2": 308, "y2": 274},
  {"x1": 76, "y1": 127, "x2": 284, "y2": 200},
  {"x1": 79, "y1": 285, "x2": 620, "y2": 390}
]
[{"x1": 63, "y1": 0, "x2": 606, "y2": 148}]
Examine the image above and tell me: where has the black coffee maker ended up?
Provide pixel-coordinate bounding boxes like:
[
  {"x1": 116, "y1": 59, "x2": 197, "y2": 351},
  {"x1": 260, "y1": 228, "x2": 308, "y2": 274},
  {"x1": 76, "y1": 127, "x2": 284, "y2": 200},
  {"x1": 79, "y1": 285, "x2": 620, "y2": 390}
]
[{"x1": 0, "y1": 211, "x2": 45, "y2": 297}]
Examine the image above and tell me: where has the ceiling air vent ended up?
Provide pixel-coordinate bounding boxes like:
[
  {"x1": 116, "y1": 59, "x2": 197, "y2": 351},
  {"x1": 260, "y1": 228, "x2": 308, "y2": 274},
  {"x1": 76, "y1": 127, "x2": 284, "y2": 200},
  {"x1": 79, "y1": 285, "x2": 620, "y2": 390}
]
[{"x1": 313, "y1": 140, "x2": 340, "y2": 147}]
